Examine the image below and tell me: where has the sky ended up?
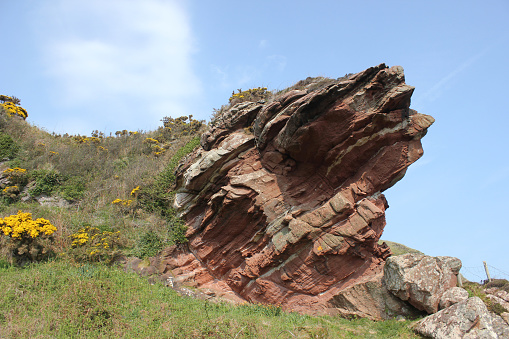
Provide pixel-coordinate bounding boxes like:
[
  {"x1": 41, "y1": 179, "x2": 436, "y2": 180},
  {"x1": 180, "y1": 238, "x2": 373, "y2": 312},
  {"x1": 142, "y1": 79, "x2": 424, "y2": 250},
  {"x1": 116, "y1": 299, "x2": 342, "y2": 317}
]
[{"x1": 1, "y1": 0, "x2": 508, "y2": 282}]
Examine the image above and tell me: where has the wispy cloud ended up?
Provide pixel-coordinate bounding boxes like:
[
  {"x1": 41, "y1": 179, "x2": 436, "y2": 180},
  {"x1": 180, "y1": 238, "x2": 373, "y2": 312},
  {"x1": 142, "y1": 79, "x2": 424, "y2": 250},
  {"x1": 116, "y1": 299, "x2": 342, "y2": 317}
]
[
  {"x1": 420, "y1": 53, "x2": 483, "y2": 102},
  {"x1": 414, "y1": 44, "x2": 494, "y2": 106},
  {"x1": 33, "y1": 0, "x2": 201, "y2": 134}
]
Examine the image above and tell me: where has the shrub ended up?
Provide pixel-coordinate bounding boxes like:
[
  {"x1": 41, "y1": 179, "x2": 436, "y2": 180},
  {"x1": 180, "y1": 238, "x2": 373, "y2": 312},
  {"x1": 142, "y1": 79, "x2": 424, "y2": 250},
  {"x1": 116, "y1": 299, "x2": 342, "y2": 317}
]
[
  {"x1": 159, "y1": 115, "x2": 203, "y2": 141},
  {"x1": 0, "y1": 101, "x2": 28, "y2": 120},
  {"x1": 133, "y1": 231, "x2": 163, "y2": 258},
  {"x1": 166, "y1": 207, "x2": 188, "y2": 245},
  {"x1": 485, "y1": 279, "x2": 509, "y2": 293},
  {"x1": 0, "y1": 132, "x2": 19, "y2": 160},
  {"x1": 2, "y1": 167, "x2": 28, "y2": 186},
  {"x1": 69, "y1": 226, "x2": 123, "y2": 264},
  {"x1": 0, "y1": 210, "x2": 57, "y2": 264},
  {"x1": 29, "y1": 169, "x2": 63, "y2": 196},
  {"x1": 228, "y1": 87, "x2": 271, "y2": 105},
  {"x1": 137, "y1": 135, "x2": 200, "y2": 215},
  {"x1": 60, "y1": 176, "x2": 86, "y2": 201}
]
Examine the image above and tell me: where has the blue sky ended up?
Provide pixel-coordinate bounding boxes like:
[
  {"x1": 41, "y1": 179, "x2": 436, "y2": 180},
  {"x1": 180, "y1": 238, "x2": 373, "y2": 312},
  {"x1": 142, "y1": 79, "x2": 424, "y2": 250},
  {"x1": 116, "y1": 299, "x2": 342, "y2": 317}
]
[{"x1": 1, "y1": 0, "x2": 508, "y2": 282}]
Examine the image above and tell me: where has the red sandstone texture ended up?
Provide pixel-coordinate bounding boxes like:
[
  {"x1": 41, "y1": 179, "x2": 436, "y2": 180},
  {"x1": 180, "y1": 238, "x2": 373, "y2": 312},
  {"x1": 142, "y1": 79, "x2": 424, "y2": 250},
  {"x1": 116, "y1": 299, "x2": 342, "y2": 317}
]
[{"x1": 166, "y1": 64, "x2": 434, "y2": 314}]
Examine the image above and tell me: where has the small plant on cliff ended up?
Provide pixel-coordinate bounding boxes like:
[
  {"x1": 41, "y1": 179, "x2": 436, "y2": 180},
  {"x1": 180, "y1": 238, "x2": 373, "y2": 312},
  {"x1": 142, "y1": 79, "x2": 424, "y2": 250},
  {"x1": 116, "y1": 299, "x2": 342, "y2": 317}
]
[
  {"x1": 138, "y1": 135, "x2": 200, "y2": 215},
  {"x1": 228, "y1": 87, "x2": 271, "y2": 105},
  {"x1": 0, "y1": 210, "x2": 57, "y2": 264}
]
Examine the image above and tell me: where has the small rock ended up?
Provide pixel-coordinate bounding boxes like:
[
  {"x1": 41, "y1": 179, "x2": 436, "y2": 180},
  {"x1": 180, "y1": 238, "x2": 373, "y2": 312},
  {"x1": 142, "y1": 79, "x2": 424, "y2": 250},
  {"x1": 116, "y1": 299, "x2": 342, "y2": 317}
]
[{"x1": 36, "y1": 195, "x2": 70, "y2": 208}]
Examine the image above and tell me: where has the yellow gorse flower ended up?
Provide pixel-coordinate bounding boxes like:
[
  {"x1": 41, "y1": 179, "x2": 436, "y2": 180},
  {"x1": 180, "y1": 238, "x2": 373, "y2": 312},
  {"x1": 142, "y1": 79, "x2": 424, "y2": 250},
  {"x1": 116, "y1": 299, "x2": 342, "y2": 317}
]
[
  {"x1": 112, "y1": 198, "x2": 132, "y2": 206},
  {"x1": 0, "y1": 102, "x2": 28, "y2": 119},
  {"x1": 0, "y1": 211, "x2": 56, "y2": 239},
  {"x1": 2, "y1": 185, "x2": 18, "y2": 193},
  {"x1": 3, "y1": 167, "x2": 27, "y2": 175},
  {"x1": 144, "y1": 137, "x2": 159, "y2": 144},
  {"x1": 130, "y1": 186, "x2": 140, "y2": 196}
]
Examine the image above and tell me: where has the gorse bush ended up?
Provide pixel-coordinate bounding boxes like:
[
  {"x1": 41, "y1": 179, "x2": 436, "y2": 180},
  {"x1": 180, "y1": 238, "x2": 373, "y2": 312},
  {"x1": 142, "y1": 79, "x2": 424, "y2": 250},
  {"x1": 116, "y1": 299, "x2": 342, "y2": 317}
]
[
  {"x1": 228, "y1": 87, "x2": 270, "y2": 105},
  {"x1": 0, "y1": 99, "x2": 28, "y2": 120},
  {"x1": 0, "y1": 210, "x2": 56, "y2": 264},
  {"x1": 69, "y1": 226, "x2": 123, "y2": 264}
]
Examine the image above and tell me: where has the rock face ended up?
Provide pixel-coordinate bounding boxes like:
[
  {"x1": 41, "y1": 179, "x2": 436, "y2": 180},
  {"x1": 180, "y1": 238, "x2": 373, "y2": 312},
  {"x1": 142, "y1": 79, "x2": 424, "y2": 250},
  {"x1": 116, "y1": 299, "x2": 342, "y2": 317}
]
[
  {"x1": 168, "y1": 64, "x2": 434, "y2": 313},
  {"x1": 384, "y1": 253, "x2": 462, "y2": 314}
]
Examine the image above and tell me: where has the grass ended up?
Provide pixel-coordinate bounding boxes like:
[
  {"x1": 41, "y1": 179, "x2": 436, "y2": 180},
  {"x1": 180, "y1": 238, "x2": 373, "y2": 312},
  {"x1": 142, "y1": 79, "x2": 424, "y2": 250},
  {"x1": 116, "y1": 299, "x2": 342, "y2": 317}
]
[
  {"x1": 378, "y1": 240, "x2": 423, "y2": 256},
  {"x1": 0, "y1": 259, "x2": 423, "y2": 338}
]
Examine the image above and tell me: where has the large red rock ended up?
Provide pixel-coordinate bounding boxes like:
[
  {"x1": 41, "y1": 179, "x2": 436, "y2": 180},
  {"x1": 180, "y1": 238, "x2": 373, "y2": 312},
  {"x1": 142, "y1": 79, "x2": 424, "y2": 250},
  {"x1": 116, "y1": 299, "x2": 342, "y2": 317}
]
[{"x1": 166, "y1": 64, "x2": 434, "y2": 314}]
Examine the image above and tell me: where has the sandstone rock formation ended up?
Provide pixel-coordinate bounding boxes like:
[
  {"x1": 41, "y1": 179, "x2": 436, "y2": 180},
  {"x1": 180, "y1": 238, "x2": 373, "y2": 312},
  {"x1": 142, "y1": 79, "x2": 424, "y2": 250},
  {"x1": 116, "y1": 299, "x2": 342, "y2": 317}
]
[
  {"x1": 384, "y1": 253, "x2": 462, "y2": 314},
  {"x1": 166, "y1": 64, "x2": 434, "y2": 314}
]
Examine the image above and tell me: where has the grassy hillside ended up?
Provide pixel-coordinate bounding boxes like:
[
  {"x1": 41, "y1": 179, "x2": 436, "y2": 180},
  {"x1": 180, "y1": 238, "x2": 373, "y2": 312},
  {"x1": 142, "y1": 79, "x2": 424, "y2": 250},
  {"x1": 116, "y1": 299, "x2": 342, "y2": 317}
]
[
  {"x1": 0, "y1": 260, "x2": 422, "y2": 338},
  {"x1": 0, "y1": 96, "x2": 425, "y2": 338},
  {"x1": 0, "y1": 99, "x2": 205, "y2": 263},
  {"x1": 379, "y1": 240, "x2": 423, "y2": 256}
]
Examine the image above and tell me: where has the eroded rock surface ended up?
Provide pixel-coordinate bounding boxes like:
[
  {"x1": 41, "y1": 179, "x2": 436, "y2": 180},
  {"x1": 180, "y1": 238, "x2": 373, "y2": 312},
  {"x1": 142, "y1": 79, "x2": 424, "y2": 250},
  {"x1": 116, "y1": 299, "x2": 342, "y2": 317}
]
[{"x1": 167, "y1": 64, "x2": 434, "y2": 313}]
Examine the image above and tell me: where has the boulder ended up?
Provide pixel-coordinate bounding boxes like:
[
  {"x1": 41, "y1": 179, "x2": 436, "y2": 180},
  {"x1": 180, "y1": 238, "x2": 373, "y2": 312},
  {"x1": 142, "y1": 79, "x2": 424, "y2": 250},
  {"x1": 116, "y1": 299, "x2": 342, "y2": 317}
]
[
  {"x1": 413, "y1": 297, "x2": 500, "y2": 339},
  {"x1": 165, "y1": 64, "x2": 434, "y2": 314},
  {"x1": 439, "y1": 287, "x2": 469, "y2": 310},
  {"x1": 329, "y1": 270, "x2": 424, "y2": 320},
  {"x1": 384, "y1": 253, "x2": 461, "y2": 314}
]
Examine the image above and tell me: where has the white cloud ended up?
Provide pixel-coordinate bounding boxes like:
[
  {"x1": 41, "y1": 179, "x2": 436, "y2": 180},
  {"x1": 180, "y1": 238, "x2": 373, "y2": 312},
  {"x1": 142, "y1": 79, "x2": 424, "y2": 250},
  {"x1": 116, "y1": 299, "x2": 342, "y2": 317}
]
[
  {"x1": 259, "y1": 39, "x2": 268, "y2": 49},
  {"x1": 33, "y1": 0, "x2": 201, "y2": 134}
]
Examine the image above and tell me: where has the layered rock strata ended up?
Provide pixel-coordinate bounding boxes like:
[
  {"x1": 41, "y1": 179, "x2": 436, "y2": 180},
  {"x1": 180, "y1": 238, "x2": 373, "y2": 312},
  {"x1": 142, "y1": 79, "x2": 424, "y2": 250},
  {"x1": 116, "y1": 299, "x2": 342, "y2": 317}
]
[{"x1": 168, "y1": 64, "x2": 434, "y2": 313}]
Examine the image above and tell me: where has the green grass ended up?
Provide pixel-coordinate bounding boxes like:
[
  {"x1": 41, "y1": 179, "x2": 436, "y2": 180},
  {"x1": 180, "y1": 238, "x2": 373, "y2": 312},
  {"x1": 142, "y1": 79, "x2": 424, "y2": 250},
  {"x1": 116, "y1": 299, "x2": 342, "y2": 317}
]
[
  {"x1": 0, "y1": 259, "x2": 423, "y2": 338},
  {"x1": 379, "y1": 240, "x2": 423, "y2": 256}
]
